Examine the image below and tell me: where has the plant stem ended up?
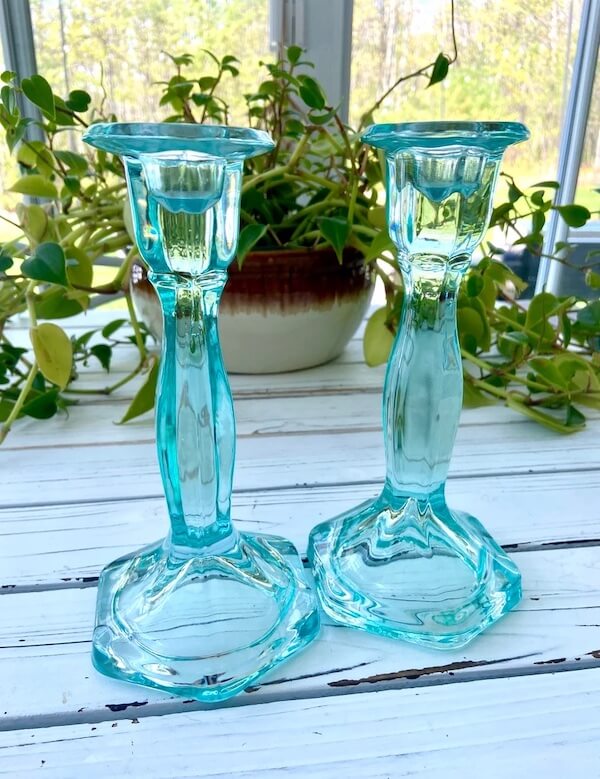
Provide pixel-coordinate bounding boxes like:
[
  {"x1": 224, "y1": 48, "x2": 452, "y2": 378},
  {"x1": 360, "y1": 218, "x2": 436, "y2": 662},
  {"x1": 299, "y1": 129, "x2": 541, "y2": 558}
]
[
  {"x1": 88, "y1": 235, "x2": 131, "y2": 258},
  {"x1": 111, "y1": 246, "x2": 137, "y2": 290},
  {"x1": 280, "y1": 196, "x2": 346, "y2": 226},
  {"x1": 287, "y1": 134, "x2": 310, "y2": 170},
  {"x1": 490, "y1": 308, "x2": 559, "y2": 348},
  {"x1": 461, "y1": 349, "x2": 554, "y2": 394},
  {"x1": 347, "y1": 178, "x2": 359, "y2": 227},
  {"x1": 26, "y1": 280, "x2": 38, "y2": 326},
  {"x1": 283, "y1": 172, "x2": 339, "y2": 191},
  {"x1": 125, "y1": 290, "x2": 147, "y2": 361},
  {"x1": 465, "y1": 374, "x2": 510, "y2": 401},
  {"x1": 241, "y1": 165, "x2": 287, "y2": 193},
  {"x1": 64, "y1": 361, "x2": 145, "y2": 396},
  {"x1": 0, "y1": 360, "x2": 37, "y2": 445},
  {"x1": 61, "y1": 223, "x2": 92, "y2": 248},
  {"x1": 0, "y1": 213, "x2": 21, "y2": 229}
]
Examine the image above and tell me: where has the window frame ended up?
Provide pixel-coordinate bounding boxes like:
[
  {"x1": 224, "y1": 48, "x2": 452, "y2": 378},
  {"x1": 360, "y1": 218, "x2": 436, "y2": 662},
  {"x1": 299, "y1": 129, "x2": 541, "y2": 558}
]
[{"x1": 0, "y1": 0, "x2": 44, "y2": 141}]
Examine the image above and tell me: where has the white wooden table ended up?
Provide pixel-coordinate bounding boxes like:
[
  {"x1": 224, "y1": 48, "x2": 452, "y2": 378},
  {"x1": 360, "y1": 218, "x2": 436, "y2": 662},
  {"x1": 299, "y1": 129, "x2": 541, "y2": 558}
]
[{"x1": 1, "y1": 310, "x2": 600, "y2": 778}]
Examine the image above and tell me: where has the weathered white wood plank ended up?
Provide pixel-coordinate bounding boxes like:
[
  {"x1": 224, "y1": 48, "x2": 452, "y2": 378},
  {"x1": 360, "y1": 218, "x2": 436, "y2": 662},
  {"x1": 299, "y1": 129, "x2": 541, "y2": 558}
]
[
  {"x1": 4, "y1": 308, "x2": 128, "y2": 332},
  {"x1": 3, "y1": 391, "x2": 383, "y2": 451},
  {"x1": 6, "y1": 308, "x2": 371, "y2": 340},
  {"x1": 1, "y1": 666, "x2": 599, "y2": 778},
  {"x1": 68, "y1": 350, "x2": 385, "y2": 401},
  {"x1": 2, "y1": 416, "x2": 599, "y2": 508},
  {"x1": 6, "y1": 388, "x2": 581, "y2": 451},
  {"x1": 1, "y1": 471, "x2": 598, "y2": 590},
  {"x1": 0, "y1": 547, "x2": 599, "y2": 729}
]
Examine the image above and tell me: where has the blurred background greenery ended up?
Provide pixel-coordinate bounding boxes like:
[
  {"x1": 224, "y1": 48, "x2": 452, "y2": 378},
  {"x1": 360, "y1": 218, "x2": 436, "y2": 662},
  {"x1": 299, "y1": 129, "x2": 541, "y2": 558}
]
[{"x1": 1, "y1": 0, "x2": 598, "y2": 239}]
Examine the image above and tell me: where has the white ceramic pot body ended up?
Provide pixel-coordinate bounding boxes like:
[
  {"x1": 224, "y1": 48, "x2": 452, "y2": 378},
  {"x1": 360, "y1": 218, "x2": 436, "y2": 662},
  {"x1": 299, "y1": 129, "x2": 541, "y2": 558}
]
[{"x1": 130, "y1": 247, "x2": 373, "y2": 374}]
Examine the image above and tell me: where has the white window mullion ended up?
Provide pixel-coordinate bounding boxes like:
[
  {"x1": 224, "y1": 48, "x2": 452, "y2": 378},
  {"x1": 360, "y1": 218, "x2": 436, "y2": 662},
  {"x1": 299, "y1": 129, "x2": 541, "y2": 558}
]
[
  {"x1": 270, "y1": 0, "x2": 354, "y2": 121},
  {"x1": 537, "y1": 0, "x2": 600, "y2": 293},
  {"x1": 0, "y1": 0, "x2": 44, "y2": 142}
]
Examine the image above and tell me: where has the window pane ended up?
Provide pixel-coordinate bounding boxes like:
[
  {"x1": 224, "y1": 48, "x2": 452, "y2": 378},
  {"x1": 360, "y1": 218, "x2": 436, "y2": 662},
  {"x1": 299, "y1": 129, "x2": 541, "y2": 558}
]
[
  {"x1": 1, "y1": 1, "x2": 271, "y2": 239},
  {"x1": 0, "y1": 50, "x2": 20, "y2": 241},
  {"x1": 30, "y1": 0, "x2": 271, "y2": 124},
  {"x1": 350, "y1": 0, "x2": 582, "y2": 187},
  {"x1": 350, "y1": 0, "x2": 584, "y2": 289}
]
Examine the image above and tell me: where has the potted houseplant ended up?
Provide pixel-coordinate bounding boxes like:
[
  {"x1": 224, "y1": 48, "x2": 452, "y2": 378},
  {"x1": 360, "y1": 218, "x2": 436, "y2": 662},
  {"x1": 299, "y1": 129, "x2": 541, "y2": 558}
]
[
  {"x1": 129, "y1": 46, "x2": 441, "y2": 373},
  {"x1": 0, "y1": 42, "x2": 449, "y2": 437},
  {"x1": 1, "y1": 44, "x2": 599, "y2": 443}
]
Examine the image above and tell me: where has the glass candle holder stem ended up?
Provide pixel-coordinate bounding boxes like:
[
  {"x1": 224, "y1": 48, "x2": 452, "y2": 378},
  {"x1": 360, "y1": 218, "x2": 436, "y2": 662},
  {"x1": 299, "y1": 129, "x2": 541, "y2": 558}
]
[
  {"x1": 153, "y1": 270, "x2": 236, "y2": 551},
  {"x1": 383, "y1": 254, "x2": 468, "y2": 500}
]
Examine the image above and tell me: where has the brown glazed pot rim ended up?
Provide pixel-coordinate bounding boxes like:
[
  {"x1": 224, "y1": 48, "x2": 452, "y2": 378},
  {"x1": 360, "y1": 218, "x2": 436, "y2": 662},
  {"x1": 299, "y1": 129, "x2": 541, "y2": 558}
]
[
  {"x1": 130, "y1": 246, "x2": 372, "y2": 305},
  {"x1": 231, "y1": 245, "x2": 364, "y2": 272}
]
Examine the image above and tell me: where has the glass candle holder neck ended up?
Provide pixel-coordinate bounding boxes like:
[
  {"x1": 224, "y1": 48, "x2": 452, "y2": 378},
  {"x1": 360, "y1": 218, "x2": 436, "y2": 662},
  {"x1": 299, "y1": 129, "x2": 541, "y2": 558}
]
[
  {"x1": 152, "y1": 269, "x2": 235, "y2": 554},
  {"x1": 383, "y1": 252, "x2": 470, "y2": 501},
  {"x1": 380, "y1": 135, "x2": 510, "y2": 504},
  {"x1": 136, "y1": 151, "x2": 238, "y2": 556}
]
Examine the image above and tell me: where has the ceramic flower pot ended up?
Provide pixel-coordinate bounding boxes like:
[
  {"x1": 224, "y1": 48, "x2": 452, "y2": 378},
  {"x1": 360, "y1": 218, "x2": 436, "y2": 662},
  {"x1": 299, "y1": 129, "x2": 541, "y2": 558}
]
[{"x1": 131, "y1": 246, "x2": 373, "y2": 373}]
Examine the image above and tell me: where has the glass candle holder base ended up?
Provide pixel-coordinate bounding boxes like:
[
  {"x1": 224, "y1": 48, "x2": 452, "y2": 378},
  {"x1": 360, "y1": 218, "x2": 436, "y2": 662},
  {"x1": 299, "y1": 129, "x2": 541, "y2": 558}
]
[
  {"x1": 93, "y1": 532, "x2": 319, "y2": 702},
  {"x1": 308, "y1": 488, "x2": 521, "y2": 649}
]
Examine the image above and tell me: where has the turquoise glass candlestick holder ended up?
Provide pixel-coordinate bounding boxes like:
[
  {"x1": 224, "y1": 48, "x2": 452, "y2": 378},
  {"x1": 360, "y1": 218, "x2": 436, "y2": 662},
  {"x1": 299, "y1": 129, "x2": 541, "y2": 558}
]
[
  {"x1": 308, "y1": 121, "x2": 529, "y2": 649},
  {"x1": 83, "y1": 123, "x2": 319, "y2": 702}
]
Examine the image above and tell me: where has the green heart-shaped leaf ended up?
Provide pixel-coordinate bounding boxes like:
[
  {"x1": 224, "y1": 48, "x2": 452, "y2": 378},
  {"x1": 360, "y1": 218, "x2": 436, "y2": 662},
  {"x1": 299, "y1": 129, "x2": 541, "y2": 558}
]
[
  {"x1": 30, "y1": 323, "x2": 73, "y2": 389},
  {"x1": 0, "y1": 251, "x2": 13, "y2": 273},
  {"x1": 319, "y1": 217, "x2": 350, "y2": 263},
  {"x1": 236, "y1": 224, "x2": 267, "y2": 267},
  {"x1": 65, "y1": 89, "x2": 91, "y2": 112},
  {"x1": 298, "y1": 75, "x2": 325, "y2": 110},
  {"x1": 120, "y1": 359, "x2": 159, "y2": 423},
  {"x1": 9, "y1": 174, "x2": 58, "y2": 199},
  {"x1": 428, "y1": 53, "x2": 450, "y2": 87},
  {"x1": 21, "y1": 388, "x2": 60, "y2": 419},
  {"x1": 363, "y1": 307, "x2": 394, "y2": 367},
  {"x1": 17, "y1": 203, "x2": 50, "y2": 245},
  {"x1": 21, "y1": 74, "x2": 55, "y2": 119},
  {"x1": 287, "y1": 45, "x2": 303, "y2": 64},
  {"x1": 66, "y1": 247, "x2": 93, "y2": 287},
  {"x1": 22, "y1": 242, "x2": 68, "y2": 286},
  {"x1": 34, "y1": 287, "x2": 86, "y2": 319},
  {"x1": 553, "y1": 204, "x2": 591, "y2": 228}
]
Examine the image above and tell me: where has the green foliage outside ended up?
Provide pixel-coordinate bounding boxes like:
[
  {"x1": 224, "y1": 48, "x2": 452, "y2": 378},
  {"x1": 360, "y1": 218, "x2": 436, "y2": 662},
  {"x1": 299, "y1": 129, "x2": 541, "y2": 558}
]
[{"x1": 351, "y1": 0, "x2": 599, "y2": 211}]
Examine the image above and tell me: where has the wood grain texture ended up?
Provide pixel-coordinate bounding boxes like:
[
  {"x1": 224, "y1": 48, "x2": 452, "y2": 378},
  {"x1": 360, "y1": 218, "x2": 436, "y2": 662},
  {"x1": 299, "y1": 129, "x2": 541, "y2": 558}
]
[
  {"x1": 3, "y1": 417, "x2": 600, "y2": 508},
  {"x1": 3, "y1": 310, "x2": 600, "y2": 775},
  {"x1": 1, "y1": 470, "x2": 599, "y2": 590},
  {"x1": 1, "y1": 547, "x2": 599, "y2": 729},
  {"x1": 5, "y1": 390, "x2": 564, "y2": 451},
  {"x1": 1, "y1": 669, "x2": 599, "y2": 778}
]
